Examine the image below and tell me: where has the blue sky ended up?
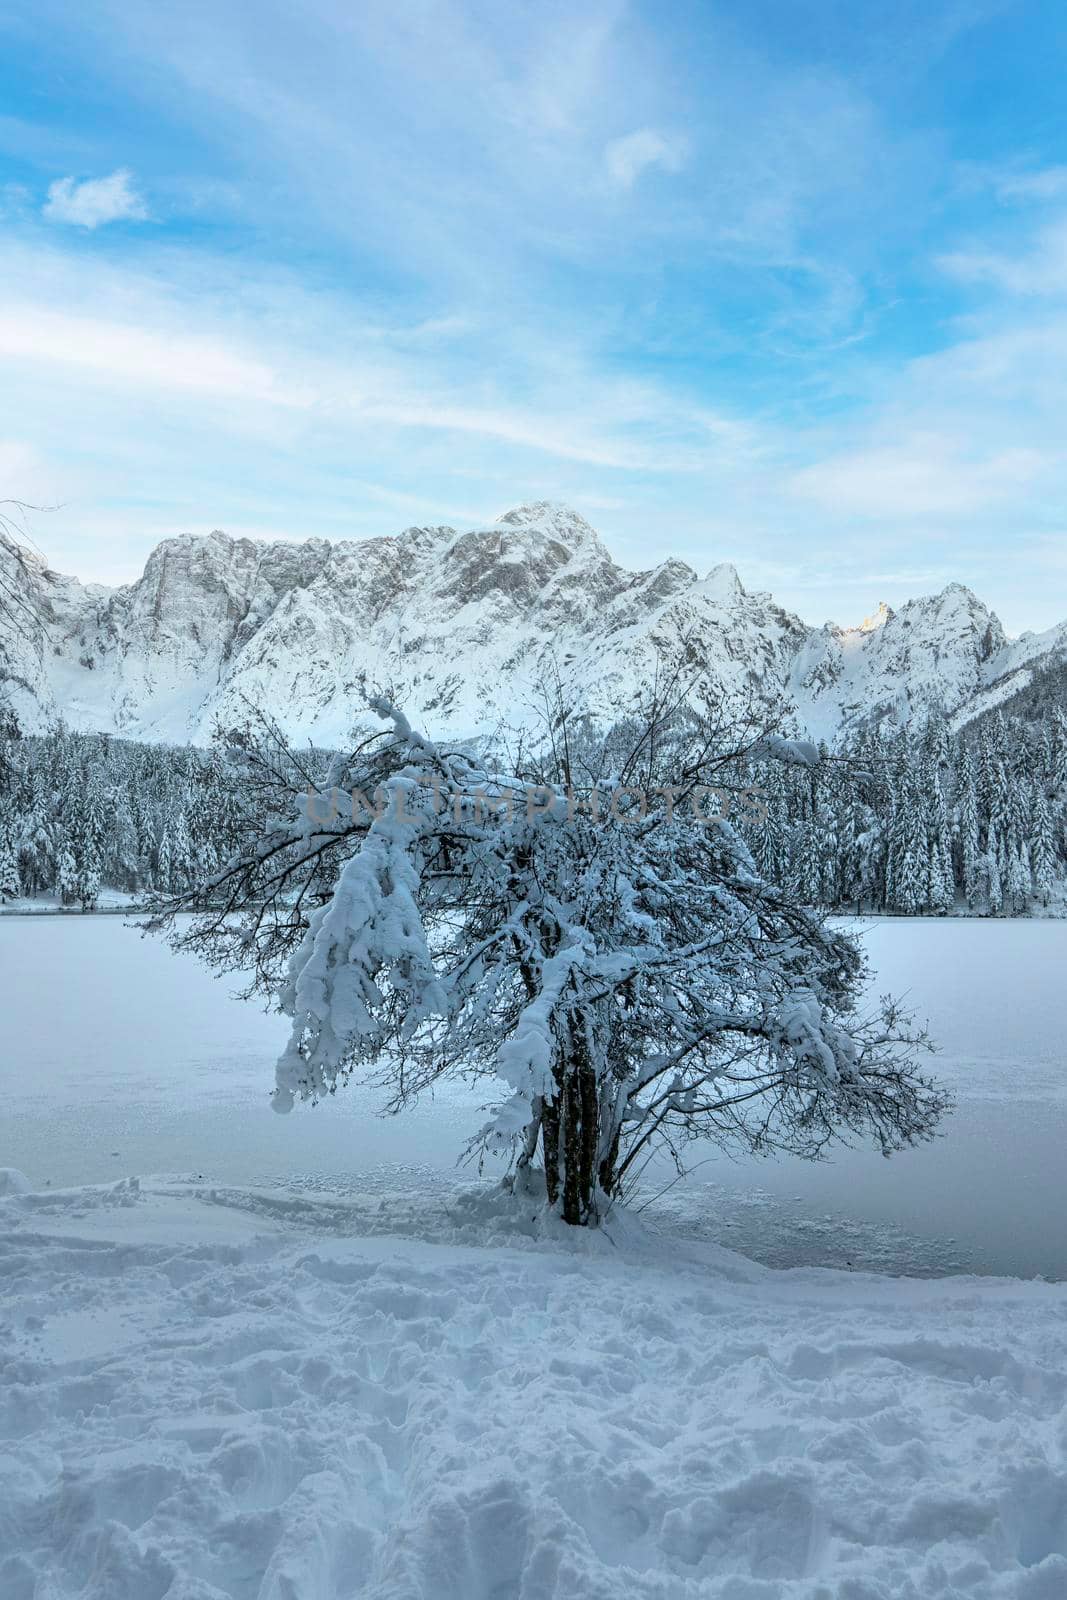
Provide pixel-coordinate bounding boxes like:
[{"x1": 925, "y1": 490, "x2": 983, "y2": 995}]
[{"x1": 1, "y1": 0, "x2": 1066, "y2": 632}]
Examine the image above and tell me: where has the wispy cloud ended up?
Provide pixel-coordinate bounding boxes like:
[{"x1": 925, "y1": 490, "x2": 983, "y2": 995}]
[
  {"x1": 0, "y1": 302, "x2": 287, "y2": 401},
  {"x1": 0, "y1": 238, "x2": 746, "y2": 478},
  {"x1": 791, "y1": 435, "x2": 1046, "y2": 519},
  {"x1": 43, "y1": 168, "x2": 148, "y2": 229},
  {"x1": 938, "y1": 218, "x2": 1067, "y2": 298},
  {"x1": 604, "y1": 128, "x2": 687, "y2": 189},
  {"x1": 976, "y1": 163, "x2": 1067, "y2": 204}
]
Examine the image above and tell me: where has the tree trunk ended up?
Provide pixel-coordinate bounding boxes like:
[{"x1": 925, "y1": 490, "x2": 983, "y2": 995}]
[
  {"x1": 560, "y1": 1067, "x2": 586, "y2": 1225},
  {"x1": 541, "y1": 1097, "x2": 561, "y2": 1209},
  {"x1": 543, "y1": 1034, "x2": 605, "y2": 1226},
  {"x1": 598, "y1": 1120, "x2": 621, "y2": 1198}
]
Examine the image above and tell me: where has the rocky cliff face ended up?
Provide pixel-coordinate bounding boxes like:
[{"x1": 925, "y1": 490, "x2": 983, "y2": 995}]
[{"x1": 4, "y1": 502, "x2": 1065, "y2": 746}]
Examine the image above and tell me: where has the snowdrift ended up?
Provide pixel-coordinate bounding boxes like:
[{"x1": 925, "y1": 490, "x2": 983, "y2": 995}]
[{"x1": 2, "y1": 1176, "x2": 1067, "y2": 1598}]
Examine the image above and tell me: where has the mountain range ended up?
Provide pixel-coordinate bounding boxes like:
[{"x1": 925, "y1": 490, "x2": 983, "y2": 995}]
[{"x1": 3, "y1": 502, "x2": 1065, "y2": 747}]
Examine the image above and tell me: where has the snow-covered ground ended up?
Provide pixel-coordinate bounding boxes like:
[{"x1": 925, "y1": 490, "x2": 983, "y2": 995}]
[
  {"x1": 0, "y1": 888, "x2": 144, "y2": 914},
  {"x1": 4, "y1": 918, "x2": 1067, "y2": 1594},
  {"x1": 3, "y1": 916, "x2": 1066, "y2": 1277},
  {"x1": 3, "y1": 1176, "x2": 1067, "y2": 1598}
]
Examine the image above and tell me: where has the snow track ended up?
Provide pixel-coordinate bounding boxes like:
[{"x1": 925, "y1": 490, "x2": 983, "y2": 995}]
[{"x1": 2, "y1": 1180, "x2": 1067, "y2": 1598}]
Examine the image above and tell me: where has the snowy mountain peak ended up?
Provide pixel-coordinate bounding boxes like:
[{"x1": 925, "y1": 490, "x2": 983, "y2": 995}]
[
  {"x1": 492, "y1": 501, "x2": 599, "y2": 546},
  {"x1": 702, "y1": 562, "x2": 745, "y2": 602},
  {"x1": 928, "y1": 581, "x2": 991, "y2": 619},
  {"x1": 858, "y1": 601, "x2": 892, "y2": 634},
  {"x1": 906, "y1": 585, "x2": 1007, "y2": 661},
  {"x1": 3, "y1": 508, "x2": 1065, "y2": 747}
]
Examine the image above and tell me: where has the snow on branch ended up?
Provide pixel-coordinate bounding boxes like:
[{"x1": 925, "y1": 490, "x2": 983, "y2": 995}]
[
  {"x1": 153, "y1": 672, "x2": 949, "y2": 1227},
  {"x1": 753, "y1": 733, "x2": 821, "y2": 767}
]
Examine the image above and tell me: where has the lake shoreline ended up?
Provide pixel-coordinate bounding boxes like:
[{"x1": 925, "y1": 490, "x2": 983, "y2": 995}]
[{"x1": 3, "y1": 915, "x2": 1065, "y2": 1278}]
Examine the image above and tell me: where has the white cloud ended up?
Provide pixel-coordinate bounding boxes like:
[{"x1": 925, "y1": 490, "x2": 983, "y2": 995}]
[
  {"x1": 994, "y1": 166, "x2": 1067, "y2": 203},
  {"x1": 604, "y1": 128, "x2": 687, "y2": 190},
  {"x1": 0, "y1": 238, "x2": 732, "y2": 475},
  {"x1": 43, "y1": 168, "x2": 148, "y2": 229},
  {"x1": 0, "y1": 302, "x2": 647, "y2": 469},
  {"x1": 790, "y1": 435, "x2": 1046, "y2": 519},
  {"x1": 937, "y1": 219, "x2": 1067, "y2": 298},
  {"x1": 0, "y1": 303, "x2": 292, "y2": 404}
]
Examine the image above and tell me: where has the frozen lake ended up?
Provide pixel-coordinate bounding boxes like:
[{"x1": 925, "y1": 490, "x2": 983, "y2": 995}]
[{"x1": 2, "y1": 914, "x2": 1065, "y2": 1277}]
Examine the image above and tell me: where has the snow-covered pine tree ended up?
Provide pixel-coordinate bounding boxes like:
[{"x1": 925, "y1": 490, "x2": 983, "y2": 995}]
[
  {"x1": 56, "y1": 841, "x2": 78, "y2": 905},
  {"x1": 814, "y1": 780, "x2": 841, "y2": 907},
  {"x1": 17, "y1": 763, "x2": 46, "y2": 895},
  {"x1": 155, "y1": 690, "x2": 948, "y2": 1228},
  {"x1": 156, "y1": 823, "x2": 172, "y2": 892},
  {"x1": 850, "y1": 806, "x2": 885, "y2": 912},
  {"x1": 170, "y1": 810, "x2": 194, "y2": 892},
  {"x1": 1006, "y1": 841, "x2": 1032, "y2": 914},
  {"x1": 988, "y1": 757, "x2": 1012, "y2": 874},
  {"x1": 887, "y1": 763, "x2": 926, "y2": 914},
  {"x1": 955, "y1": 748, "x2": 981, "y2": 909},
  {"x1": 984, "y1": 823, "x2": 1004, "y2": 915},
  {"x1": 922, "y1": 759, "x2": 954, "y2": 913},
  {"x1": 1006, "y1": 766, "x2": 1032, "y2": 862},
  {"x1": 75, "y1": 849, "x2": 101, "y2": 911},
  {"x1": 0, "y1": 705, "x2": 19, "y2": 786},
  {"x1": 794, "y1": 809, "x2": 825, "y2": 908},
  {"x1": 1051, "y1": 710, "x2": 1067, "y2": 803},
  {"x1": 0, "y1": 812, "x2": 20, "y2": 901},
  {"x1": 82, "y1": 752, "x2": 110, "y2": 867},
  {"x1": 1031, "y1": 787, "x2": 1056, "y2": 908},
  {"x1": 110, "y1": 790, "x2": 140, "y2": 890},
  {"x1": 755, "y1": 789, "x2": 786, "y2": 883}
]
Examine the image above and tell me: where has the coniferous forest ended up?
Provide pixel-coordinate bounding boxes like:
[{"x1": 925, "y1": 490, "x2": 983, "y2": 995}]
[
  {"x1": 0, "y1": 716, "x2": 247, "y2": 908},
  {"x1": 739, "y1": 706, "x2": 1067, "y2": 917},
  {"x1": 1, "y1": 703, "x2": 1064, "y2": 914}
]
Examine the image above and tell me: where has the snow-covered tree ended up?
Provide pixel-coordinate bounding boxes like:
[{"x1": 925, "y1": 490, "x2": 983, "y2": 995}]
[
  {"x1": 110, "y1": 791, "x2": 141, "y2": 889},
  {"x1": 56, "y1": 842, "x2": 78, "y2": 905},
  {"x1": 170, "y1": 810, "x2": 194, "y2": 891},
  {"x1": 1031, "y1": 788, "x2": 1056, "y2": 908},
  {"x1": 156, "y1": 692, "x2": 948, "y2": 1228},
  {"x1": 76, "y1": 849, "x2": 101, "y2": 911},
  {"x1": 156, "y1": 823, "x2": 172, "y2": 892},
  {"x1": 984, "y1": 824, "x2": 1003, "y2": 915},
  {"x1": 0, "y1": 816, "x2": 20, "y2": 901},
  {"x1": 850, "y1": 809, "x2": 885, "y2": 912},
  {"x1": 887, "y1": 766, "x2": 926, "y2": 914},
  {"x1": 955, "y1": 751, "x2": 981, "y2": 909},
  {"x1": 2, "y1": 687, "x2": 1062, "y2": 919},
  {"x1": 1005, "y1": 842, "x2": 1032, "y2": 914},
  {"x1": 1051, "y1": 710, "x2": 1067, "y2": 802},
  {"x1": 923, "y1": 760, "x2": 954, "y2": 913}
]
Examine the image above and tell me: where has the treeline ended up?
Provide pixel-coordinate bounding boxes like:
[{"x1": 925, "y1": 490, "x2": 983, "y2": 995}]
[
  {"x1": 1, "y1": 705, "x2": 1065, "y2": 913},
  {"x1": 739, "y1": 707, "x2": 1067, "y2": 915},
  {"x1": 0, "y1": 720, "x2": 247, "y2": 907}
]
